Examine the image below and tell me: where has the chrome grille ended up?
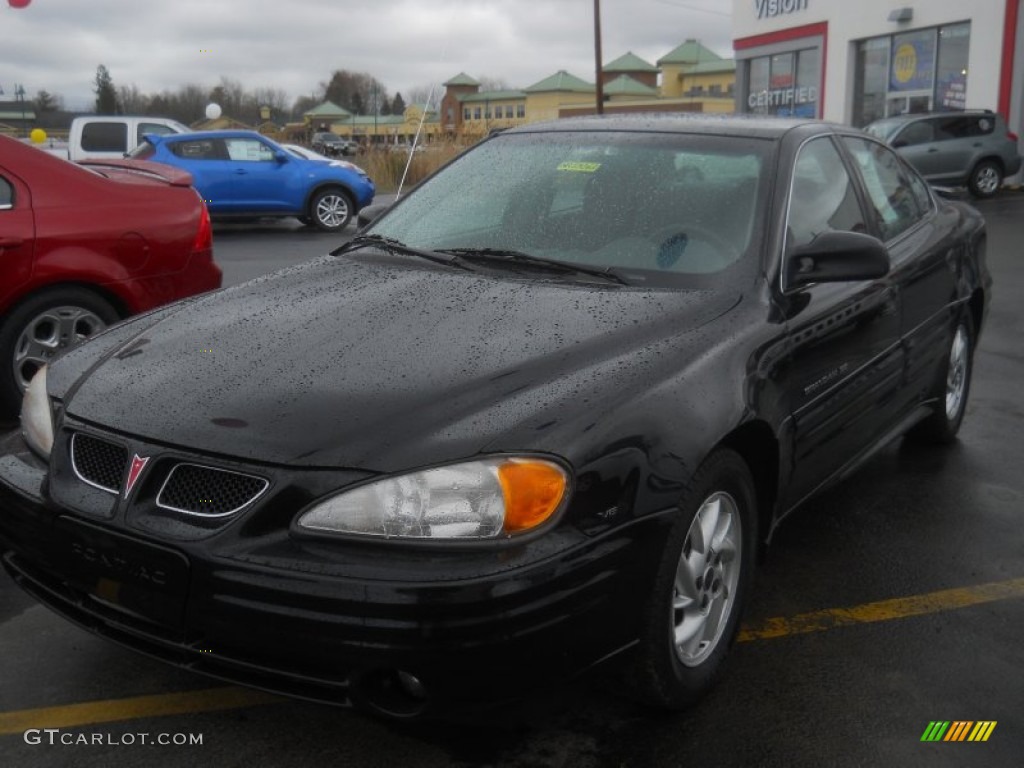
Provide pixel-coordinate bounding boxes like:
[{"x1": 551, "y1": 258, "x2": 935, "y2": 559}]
[
  {"x1": 157, "y1": 463, "x2": 269, "y2": 517},
  {"x1": 71, "y1": 433, "x2": 127, "y2": 494}
]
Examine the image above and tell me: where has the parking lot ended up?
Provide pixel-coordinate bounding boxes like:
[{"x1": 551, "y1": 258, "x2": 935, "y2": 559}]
[{"x1": 1, "y1": 192, "x2": 1022, "y2": 767}]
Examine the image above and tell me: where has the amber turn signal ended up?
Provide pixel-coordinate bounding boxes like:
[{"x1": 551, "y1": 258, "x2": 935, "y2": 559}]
[{"x1": 497, "y1": 458, "x2": 567, "y2": 533}]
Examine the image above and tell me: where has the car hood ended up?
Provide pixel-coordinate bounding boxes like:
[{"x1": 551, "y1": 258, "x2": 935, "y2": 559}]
[{"x1": 60, "y1": 254, "x2": 740, "y2": 469}]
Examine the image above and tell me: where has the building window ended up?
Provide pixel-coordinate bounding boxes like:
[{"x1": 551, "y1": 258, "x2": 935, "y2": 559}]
[
  {"x1": 505, "y1": 105, "x2": 514, "y2": 118},
  {"x1": 852, "y1": 22, "x2": 970, "y2": 126},
  {"x1": 464, "y1": 107, "x2": 471, "y2": 120},
  {"x1": 516, "y1": 104, "x2": 525, "y2": 118},
  {"x1": 710, "y1": 84, "x2": 722, "y2": 96},
  {"x1": 746, "y1": 48, "x2": 819, "y2": 117},
  {"x1": 484, "y1": 108, "x2": 491, "y2": 119},
  {"x1": 474, "y1": 107, "x2": 482, "y2": 120}
]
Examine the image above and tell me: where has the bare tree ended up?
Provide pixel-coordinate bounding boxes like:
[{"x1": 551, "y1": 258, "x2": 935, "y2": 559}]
[
  {"x1": 118, "y1": 84, "x2": 147, "y2": 114},
  {"x1": 35, "y1": 89, "x2": 63, "y2": 112}
]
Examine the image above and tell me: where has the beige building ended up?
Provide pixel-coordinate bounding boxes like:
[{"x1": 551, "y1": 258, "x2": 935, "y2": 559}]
[{"x1": 308, "y1": 39, "x2": 737, "y2": 143}]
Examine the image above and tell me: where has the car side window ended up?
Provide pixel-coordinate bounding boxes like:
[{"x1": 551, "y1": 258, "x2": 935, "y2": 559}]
[
  {"x1": 170, "y1": 139, "x2": 223, "y2": 160},
  {"x1": 80, "y1": 122, "x2": 128, "y2": 152},
  {"x1": 843, "y1": 137, "x2": 924, "y2": 241},
  {"x1": 934, "y1": 116, "x2": 971, "y2": 141},
  {"x1": 225, "y1": 139, "x2": 276, "y2": 163},
  {"x1": 971, "y1": 116, "x2": 995, "y2": 136},
  {"x1": 904, "y1": 163, "x2": 934, "y2": 215},
  {"x1": 0, "y1": 177, "x2": 13, "y2": 209},
  {"x1": 786, "y1": 137, "x2": 866, "y2": 252},
  {"x1": 896, "y1": 120, "x2": 935, "y2": 147}
]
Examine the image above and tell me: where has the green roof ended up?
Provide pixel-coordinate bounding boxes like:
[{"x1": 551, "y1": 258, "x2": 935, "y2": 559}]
[
  {"x1": 603, "y1": 75, "x2": 658, "y2": 97},
  {"x1": 346, "y1": 114, "x2": 439, "y2": 126},
  {"x1": 304, "y1": 100, "x2": 352, "y2": 118},
  {"x1": 444, "y1": 72, "x2": 480, "y2": 87},
  {"x1": 524, "y1": 70, "x2": 594, "y2": 93},
  {"x1": 657, "y1": 39, "x2": 723, "y2": 66},
  {"x1": 603, "y1": 51, "x2": 657, "y2": 73},
  {"x1": 459, "y1": 90, "x2": 526, "y2": 103},
  {"x1": 683, "y1": 59, "x2": 736, "y2": 75}
]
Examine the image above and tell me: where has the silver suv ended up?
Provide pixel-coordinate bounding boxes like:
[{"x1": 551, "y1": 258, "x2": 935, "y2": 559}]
[{"x1": 865, "y1": 110, "x2": 1021, "y2": 198}]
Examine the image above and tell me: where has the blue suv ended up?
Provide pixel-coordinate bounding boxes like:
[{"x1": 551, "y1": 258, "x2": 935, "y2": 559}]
[{"x1": 130, "y1": 130, "x2": 375, "y2": 231}]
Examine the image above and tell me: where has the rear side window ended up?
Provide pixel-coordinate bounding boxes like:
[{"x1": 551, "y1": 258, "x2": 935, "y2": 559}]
[
  {"x1": 80, "y1": 122, "x2": 128, "y2": 152},
  {"x1": 843, "y1": 137, "x2": 925, "y2": 241},
  {"x1": 0, "y1": 177, "x2": 13, "y2": 209},
  {"x1": 971, "y1": 116, "x2": 995, "y2": 136},
  {"x1": 169, "y1": 140, "x2": 223, "y2": 160},
  {"x1": 934, "y1": 117, "x2": 973, "y2": 140}
]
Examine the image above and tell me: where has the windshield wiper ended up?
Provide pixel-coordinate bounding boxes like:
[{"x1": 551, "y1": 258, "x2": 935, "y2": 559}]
[
  {"x1": 333, "y1": 235, "x2": 469, "y2": 270},
  {"x1": 439, "y1": 247, "x2": 628, "y2": 285}
]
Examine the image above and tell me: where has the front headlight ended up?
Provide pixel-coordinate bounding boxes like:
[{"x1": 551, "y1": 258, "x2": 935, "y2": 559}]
[
  {"x1": 296, "y1": 457, "x2": 568, "y2": 540},
  {"x1": 21, "y1": 366, "x2": 54, "y2": 459}
]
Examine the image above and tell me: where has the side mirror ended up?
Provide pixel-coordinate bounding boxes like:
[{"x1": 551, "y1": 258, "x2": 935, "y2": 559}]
[
  {"x1": 357, "y1": 202, "x2": 393, "y2": 230},
  {"x1": 786, "y1": 230, "x2": 889, "y2": 288},
  {"x1": 892, "y1": 139, "x2": 908, "y2": 149},
  {"x1": 274, "y1": 150, "x2": 289, "y2": 163}
]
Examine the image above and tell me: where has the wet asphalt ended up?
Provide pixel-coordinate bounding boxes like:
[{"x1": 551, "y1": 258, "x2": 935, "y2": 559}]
[{"x1": 0, "y1": 194, "x2": 1021, "y2": 767}]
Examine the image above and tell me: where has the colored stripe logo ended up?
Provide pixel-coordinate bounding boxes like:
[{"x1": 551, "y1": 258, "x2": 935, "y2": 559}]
[{"x1": 921, "y1": 721, "x2": 997, "y2": 742}]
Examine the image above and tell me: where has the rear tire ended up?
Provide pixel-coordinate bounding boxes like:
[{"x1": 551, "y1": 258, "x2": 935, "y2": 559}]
[
  {"x1": 909, "y1": 314, "x2": 974, "y2": 444},
  {"x1": 626, "y1": 448, "x2": 757, "y2": 710},
  {"x1": 0, "y1": 287, "x2": 120, "y2": 420},
  {"x1": 968, "y1": 160, "x2": 1002, "y2": 199}
]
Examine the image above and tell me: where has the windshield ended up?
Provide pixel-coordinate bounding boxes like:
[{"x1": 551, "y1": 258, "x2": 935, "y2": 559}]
[
  {"x1": 368, "y1": 130, "x2": 769, "y2": 286},
  {"x1": 863, "y1": 120, "x2": 902, "y2": 141}
]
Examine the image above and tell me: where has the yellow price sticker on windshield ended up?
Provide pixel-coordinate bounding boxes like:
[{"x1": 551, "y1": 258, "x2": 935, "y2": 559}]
[{"x1": 557, "y1": 161, "x2": 601, "y2": 173}]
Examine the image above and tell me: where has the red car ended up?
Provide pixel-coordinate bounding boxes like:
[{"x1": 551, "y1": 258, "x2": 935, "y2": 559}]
[{"x1": 0, "y1": 136, "x2": 222, "y2": 419}]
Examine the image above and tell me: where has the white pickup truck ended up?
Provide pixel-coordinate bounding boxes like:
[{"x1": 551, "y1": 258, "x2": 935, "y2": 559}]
[{"x1": 49, "y1": 116, "x2": 190, "y2": 161}]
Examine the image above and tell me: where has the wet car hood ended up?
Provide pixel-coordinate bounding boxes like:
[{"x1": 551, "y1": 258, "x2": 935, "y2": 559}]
[{"x1": 60, "y1": 253, "x2": 740, "y2": 469}]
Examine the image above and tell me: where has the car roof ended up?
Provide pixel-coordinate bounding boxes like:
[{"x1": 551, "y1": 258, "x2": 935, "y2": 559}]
[
  {"x1": 868, "y1": 110, "x2": 997, "y2": 125},
  {"x1": 502, "y1": 113, "x2": 843, "y2": 140},
  {"x1": 153, "y1": 129, "x2": 278, "y2": 142}
]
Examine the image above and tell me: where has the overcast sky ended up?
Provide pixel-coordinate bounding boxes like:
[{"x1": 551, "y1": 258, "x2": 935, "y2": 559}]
[{"x1": 1, "y1": 0, "x2": 733, "y2": 111}]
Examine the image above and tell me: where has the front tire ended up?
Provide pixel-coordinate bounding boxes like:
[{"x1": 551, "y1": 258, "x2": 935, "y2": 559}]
[
  {"x1": 909, "y1": 314, "x2": 974, "y2": 444},
  {"x1": 627, "y1": 448, "x2": 757, "y2": 710},
  {"x1": 0, "y1": 287, "x2": 120, "y2": 420},
  {"x1": 310, "y1": 188, "x2": 353, "y2": 232},
  {"x1": 968, "y1": 160, "x2": 1002, "y2": 199}
]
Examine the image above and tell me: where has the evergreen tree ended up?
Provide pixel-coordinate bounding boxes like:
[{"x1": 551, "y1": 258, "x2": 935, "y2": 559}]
[
  {"x1": 94, "y1": 65, "x2": 118, "y2": 114},
  {"x1": 391, "y1": 92, "x2": 406, "y2": 115}
]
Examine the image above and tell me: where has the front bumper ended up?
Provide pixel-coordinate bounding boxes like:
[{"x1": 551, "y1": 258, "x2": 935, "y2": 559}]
[{"x1": 0, "y1": 428, "x2": 669, "y2": 717}]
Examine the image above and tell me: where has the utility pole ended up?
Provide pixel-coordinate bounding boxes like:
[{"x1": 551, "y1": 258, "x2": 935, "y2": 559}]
[{"x1": 594, "y1": 0, "x2": 604, "y2": 115}]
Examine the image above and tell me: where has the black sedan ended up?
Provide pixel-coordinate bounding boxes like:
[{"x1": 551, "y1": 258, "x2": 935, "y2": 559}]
[{"x1": 0, "y1": 116, "x2": 989, "y2": 719}]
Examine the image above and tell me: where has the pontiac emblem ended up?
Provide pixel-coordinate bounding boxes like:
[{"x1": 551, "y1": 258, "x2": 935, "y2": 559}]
[{"x1": 124, "y1": 454, "x2": 150, "y2": 497}]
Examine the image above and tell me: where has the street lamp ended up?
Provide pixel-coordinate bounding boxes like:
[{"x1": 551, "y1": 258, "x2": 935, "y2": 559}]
[{"x1": 14, "y1": 84, "x2": 27, "y2": 137}]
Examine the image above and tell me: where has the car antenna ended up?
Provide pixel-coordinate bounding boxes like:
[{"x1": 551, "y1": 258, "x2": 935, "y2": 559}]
[{"x1": 395, "y1": 82, "x2": 438, "y2": 201}]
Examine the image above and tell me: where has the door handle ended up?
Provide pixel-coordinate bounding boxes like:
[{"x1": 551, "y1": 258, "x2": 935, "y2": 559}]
[{"x1": 0, "y1": 237, "x2": 23, "y2": 247}]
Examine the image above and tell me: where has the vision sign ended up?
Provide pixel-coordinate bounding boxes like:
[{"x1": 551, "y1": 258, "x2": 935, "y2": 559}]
[{"x1": 755, "y1": 0, "x2": 808, "y2": 20}]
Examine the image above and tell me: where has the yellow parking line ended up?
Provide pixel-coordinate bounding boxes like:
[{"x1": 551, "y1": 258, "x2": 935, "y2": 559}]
[
  {"x1": 737, "y1": 576, "x2": 1024, "y2": 642},
  {"x1": 0, "y1": 687, "x2": 280, "y2": 735},
  {"x1": 2, "y1": 578, "x2": 1023, "y2": 733}
]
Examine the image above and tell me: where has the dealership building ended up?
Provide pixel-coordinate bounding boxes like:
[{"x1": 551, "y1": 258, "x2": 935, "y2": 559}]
[{"x1": 731, "y1": 0, "x2": 1023, "y2": 136}]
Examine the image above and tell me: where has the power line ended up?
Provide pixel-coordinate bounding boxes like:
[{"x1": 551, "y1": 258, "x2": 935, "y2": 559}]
[{"x1": 653, "y1": 0, "x2": 731, "y2": 18}]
